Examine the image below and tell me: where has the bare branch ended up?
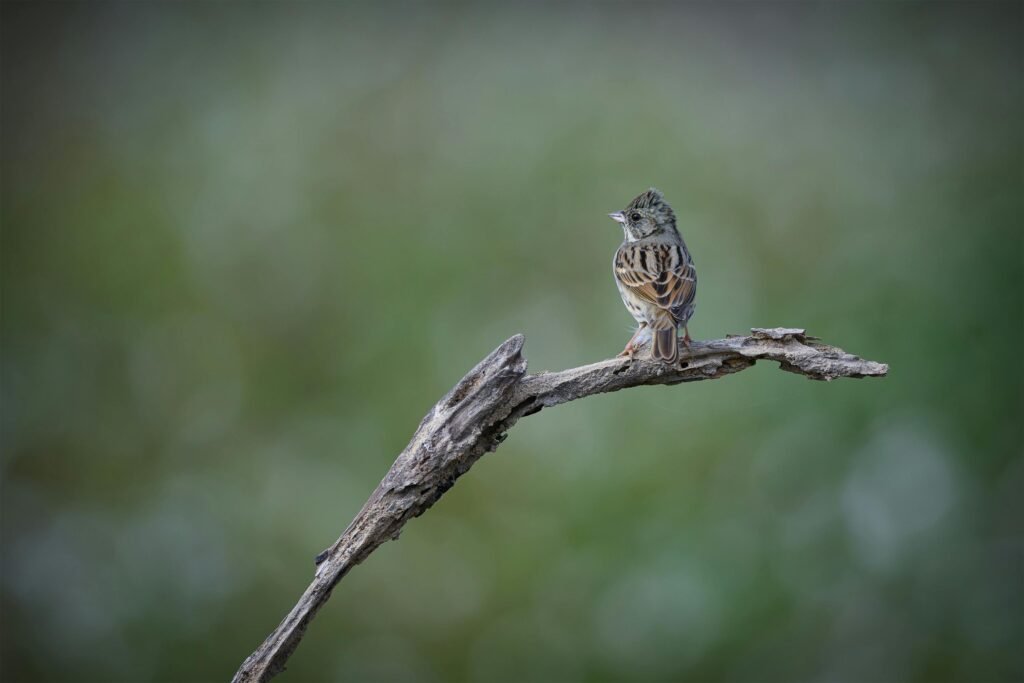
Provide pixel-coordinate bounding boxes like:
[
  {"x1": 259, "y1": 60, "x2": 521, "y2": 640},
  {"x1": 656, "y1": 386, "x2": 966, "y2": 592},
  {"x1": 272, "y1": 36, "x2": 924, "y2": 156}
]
[{"x1": 231, "y1": 328, "x2": 887, "y2": 683}]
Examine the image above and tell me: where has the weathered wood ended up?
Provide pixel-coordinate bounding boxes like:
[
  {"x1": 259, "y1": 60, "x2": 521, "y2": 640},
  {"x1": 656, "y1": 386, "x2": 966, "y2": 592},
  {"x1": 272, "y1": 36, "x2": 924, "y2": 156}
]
[{"x1": 232, "y1": 328, "x2": 887, "y2": 683}]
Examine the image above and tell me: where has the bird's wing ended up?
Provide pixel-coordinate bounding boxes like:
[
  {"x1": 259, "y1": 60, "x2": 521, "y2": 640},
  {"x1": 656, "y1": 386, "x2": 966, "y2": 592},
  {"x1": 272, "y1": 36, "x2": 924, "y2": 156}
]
[{"x1": 614, "y1": 241, "x2": 696, "y2": 324}]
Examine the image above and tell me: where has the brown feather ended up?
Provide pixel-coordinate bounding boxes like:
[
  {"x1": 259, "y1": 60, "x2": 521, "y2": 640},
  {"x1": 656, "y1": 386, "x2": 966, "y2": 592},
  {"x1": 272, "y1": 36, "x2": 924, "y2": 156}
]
[
  {"x1": 613, "y1": 242, "x2": 696, "y2": 326},
  {"x1": 652, "y1": 328, "x2": 679, "y2": 363}
]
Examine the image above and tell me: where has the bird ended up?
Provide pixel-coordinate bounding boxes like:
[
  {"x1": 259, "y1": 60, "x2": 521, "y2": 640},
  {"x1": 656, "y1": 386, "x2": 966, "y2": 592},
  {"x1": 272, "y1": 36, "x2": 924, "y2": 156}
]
[{"x1": 609, "y1": 188, "x2": 697, "y2": 364}]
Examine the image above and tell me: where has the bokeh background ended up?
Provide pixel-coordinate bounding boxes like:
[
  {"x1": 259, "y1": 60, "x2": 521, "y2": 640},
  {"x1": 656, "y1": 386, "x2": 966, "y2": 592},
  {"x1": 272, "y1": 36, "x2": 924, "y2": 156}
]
[{"x1": 2, "y1": 2, "x2": 1021, "y2": 682}]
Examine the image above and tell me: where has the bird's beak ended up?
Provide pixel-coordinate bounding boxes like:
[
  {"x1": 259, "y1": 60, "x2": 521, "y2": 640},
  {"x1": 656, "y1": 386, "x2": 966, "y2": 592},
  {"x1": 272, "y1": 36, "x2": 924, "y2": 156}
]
[{"x1": 608, "y1": 212, "x2": 625, "y2": 224}]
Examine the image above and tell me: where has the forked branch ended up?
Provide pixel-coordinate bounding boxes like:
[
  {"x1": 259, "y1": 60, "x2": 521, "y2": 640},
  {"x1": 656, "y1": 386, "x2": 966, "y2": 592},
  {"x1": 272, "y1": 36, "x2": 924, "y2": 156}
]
[{"x1": 232, "y1": 328, "x2": 888, "y2": 682}]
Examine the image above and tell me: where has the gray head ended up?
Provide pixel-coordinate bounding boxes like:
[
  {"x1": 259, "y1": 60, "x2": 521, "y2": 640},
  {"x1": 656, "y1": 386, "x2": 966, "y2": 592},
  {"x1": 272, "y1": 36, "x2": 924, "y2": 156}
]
[{"x1": 608, "y1": 188, "x2": 678, "y2": 241}]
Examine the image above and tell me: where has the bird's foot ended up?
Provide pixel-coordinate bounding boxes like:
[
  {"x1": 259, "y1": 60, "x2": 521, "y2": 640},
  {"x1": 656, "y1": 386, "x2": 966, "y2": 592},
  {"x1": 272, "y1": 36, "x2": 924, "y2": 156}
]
[{"x1": 618, "y1": 326, "x2": 648, "y2": 359}]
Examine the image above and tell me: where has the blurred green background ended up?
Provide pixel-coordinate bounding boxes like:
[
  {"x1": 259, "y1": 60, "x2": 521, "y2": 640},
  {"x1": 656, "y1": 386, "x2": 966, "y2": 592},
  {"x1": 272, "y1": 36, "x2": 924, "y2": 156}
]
[{"x1": 2, "y1": 2, "x2": 1021, "y2": 682}]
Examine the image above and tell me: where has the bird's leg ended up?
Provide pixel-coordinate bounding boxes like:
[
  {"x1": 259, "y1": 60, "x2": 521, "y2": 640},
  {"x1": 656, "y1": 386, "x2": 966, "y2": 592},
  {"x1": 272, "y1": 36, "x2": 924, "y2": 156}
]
[
  {"x1": 618, "y1": 324, "x2": 647, "y2": 358},
  {"x1": 617, "y1": 331, "x2": 641, "y2": 358}
]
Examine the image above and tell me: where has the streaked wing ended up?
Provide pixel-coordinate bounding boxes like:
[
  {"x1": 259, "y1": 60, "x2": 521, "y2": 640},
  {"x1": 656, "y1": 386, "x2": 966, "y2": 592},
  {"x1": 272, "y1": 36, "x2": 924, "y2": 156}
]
[{"x1": 614, "y1": 241, "x2": 696, "y2": 323}]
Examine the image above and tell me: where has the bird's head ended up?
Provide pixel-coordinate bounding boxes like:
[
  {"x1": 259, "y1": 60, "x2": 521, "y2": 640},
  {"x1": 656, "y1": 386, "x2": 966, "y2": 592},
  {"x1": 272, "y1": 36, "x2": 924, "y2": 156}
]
[{"x1": 608, "y1": 188, "x2": 677, "y2": 241}]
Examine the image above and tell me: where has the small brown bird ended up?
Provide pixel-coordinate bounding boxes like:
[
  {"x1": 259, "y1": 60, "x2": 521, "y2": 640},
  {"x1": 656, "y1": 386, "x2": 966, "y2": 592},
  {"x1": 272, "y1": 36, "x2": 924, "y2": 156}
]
[{"x1": 609, "y1": 188, "x2": 697, "y2": 364}]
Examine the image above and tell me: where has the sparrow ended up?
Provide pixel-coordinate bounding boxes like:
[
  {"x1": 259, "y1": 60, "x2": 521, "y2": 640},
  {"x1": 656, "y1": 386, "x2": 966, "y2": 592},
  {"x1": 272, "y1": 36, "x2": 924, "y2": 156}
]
[{"x1": 609, "y1": 188, "x2": 697, "y2": 364}]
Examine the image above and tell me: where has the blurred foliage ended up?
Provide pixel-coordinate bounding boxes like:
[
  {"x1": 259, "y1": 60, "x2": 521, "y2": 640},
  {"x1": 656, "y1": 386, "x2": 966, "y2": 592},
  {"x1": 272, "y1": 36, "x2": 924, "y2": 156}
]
[{"x1": 2, "y1": 3, "x2": 1022, "y2": 682}]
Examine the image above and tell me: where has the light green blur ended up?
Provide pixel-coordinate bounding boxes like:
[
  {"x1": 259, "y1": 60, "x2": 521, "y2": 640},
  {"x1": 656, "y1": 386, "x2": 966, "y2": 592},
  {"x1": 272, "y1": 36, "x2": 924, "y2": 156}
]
[{"x1": 2, "y1": 4, "x2": 1021, "y2": 682}]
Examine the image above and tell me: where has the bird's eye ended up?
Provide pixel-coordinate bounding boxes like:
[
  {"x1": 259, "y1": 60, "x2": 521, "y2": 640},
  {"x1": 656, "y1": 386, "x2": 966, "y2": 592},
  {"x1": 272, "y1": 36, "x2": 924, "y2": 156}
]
[{"x1": 629, "y1": 212, "x2": 642, "y2": 222}]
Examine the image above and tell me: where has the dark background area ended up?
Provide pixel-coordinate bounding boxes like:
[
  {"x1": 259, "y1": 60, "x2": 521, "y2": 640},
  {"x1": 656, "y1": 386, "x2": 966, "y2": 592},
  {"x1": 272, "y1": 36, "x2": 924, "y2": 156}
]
[{"x1": 2, "y1": 2, "x2": 1021, "y2": 682}]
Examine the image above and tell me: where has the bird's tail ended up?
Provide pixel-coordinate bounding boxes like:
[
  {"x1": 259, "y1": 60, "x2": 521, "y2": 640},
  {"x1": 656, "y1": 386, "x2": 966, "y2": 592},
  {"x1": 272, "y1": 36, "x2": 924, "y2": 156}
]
[{"x1": 652, "y1": 326, "x2": 679, "y2": 364}]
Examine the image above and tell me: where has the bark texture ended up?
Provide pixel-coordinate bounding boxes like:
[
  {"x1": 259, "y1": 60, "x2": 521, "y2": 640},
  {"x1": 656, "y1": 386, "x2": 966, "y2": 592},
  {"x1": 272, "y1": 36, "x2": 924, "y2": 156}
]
[{"x1": 232, "y1": 328, "x2": 887, "y2": 683}]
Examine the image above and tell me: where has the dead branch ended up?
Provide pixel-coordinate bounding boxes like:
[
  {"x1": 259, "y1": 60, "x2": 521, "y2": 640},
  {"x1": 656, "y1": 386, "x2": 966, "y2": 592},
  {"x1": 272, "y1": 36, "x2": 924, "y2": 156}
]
[{"x1": 231, "y1": 328, "x2": 888, "y2": 682}]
